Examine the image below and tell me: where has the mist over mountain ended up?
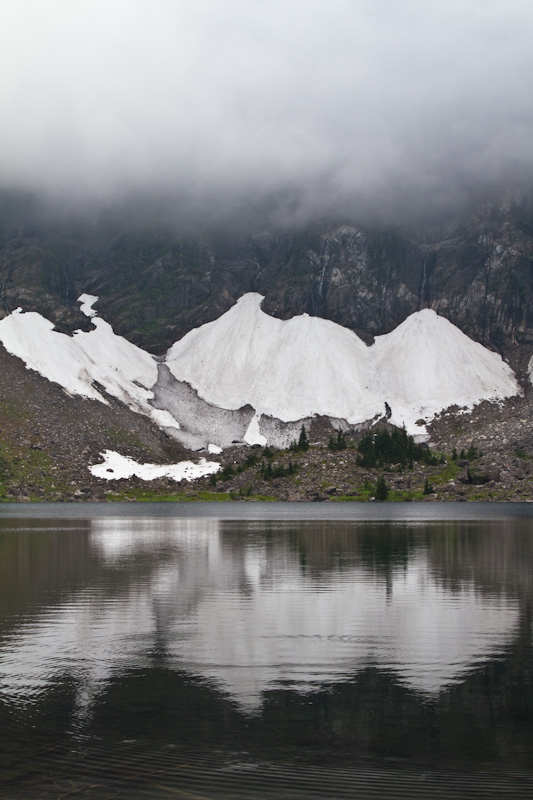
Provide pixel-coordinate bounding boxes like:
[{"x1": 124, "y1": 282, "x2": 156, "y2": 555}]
[
  {"x1": 2, "y1": 2, "x2": 533, "y2": 439},
  {"x1": 2, "y1": 1, "x2": 533, "y2": 226}
]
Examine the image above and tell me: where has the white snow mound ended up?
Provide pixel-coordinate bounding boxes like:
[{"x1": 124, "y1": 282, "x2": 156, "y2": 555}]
[
  {"x1": 372, "y1": 309, "x2": 519, "y2": 431},
  {"x1": 0, "y1": 296, "x2": 180, "y2": 430},
  {"x1": 0, "y1": 292, "x2": 521, "y2": 440},
  {"x1": 166, "y1": 293, "x2": 379, "y2": 423},
  {"x1": 166, "y1": 293, "x2": 520, "y2": 434}
]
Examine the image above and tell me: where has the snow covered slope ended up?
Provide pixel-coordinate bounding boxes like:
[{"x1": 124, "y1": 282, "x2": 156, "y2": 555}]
[
  {"x1": 0, "y1": 295, "x2": 180, "y2": 431},
  {"x1": 166, "y1": 293, "x2": 380, "y2": 423},
  {"x1": 372, "y1": 309, "x2": 519, "y2": 431},
  {"x1": 166, "y1": 293, "x2": 520, "y2": 434},
  {"x1": 0, "y1": 292, "x2": 521, "y2": 441}
]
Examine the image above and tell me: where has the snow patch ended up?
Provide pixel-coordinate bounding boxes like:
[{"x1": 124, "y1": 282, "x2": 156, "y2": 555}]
[
  {"x1": 89, "y1": 450, "x2": 220, "y2": 481},
  {"x1": 207, "y1": 443, "x2": 223, "y2": 454},
  {"x1": 78, "y1": 293, "x2": 99, "y2": 317},
  {"x1": 244, "y1": 413, "x2": 267, "y2": 446}
]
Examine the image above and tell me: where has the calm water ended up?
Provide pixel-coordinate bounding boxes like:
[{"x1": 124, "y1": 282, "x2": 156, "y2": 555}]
[{"x1": 1, "y1": 503, "x2": 533, "y2": 799}]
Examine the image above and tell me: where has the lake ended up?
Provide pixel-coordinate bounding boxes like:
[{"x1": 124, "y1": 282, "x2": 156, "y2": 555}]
[{"x1": 1, "y1": 503, "x2": 532, "y2": 799}]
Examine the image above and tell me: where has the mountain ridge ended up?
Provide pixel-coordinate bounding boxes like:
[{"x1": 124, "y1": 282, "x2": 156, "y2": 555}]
[{"x1": 1, "y1": 189, "x2": 533, "y2": 366}]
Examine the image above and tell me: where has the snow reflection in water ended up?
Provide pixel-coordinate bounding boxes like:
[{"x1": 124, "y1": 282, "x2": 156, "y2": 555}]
[{"x1": 0, "y1": 517, "x2": 519, "y2": 718}]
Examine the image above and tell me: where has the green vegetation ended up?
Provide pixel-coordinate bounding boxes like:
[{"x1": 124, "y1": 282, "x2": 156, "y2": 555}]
[
  {"x1": 289, "y1": 425, "x2": 309, "y2": 452},
  {"x1": 209, "y1": 464, "x2": 236, "y2": 485},
  {"x1": 260, "y1": 460, "x2": 298, "y2": 480},
  {"x1": 375, "y1": 473, "x2": 389, "y2": 500},
  {"x1": 209, "y1": 450, "x2": 264, "y2": 485},
  {"x1": 356, "y1": 428, "x2": 439, "y2": 468},
  {"x1": 0, "y1": 451, "x2": 13, "y2": 483},
  {"x1": 328, "y1": 429, "x2": 347, "y2": 451},
  {"x1": 514, "y1": 448, "x2": 532, "y2": 460},
  {"x1": 432, "y1": 459, "x2": 459, "y2": 484},
  {"x1": 334, "y1": 475, "x2": 425, "y2": 503},
  {"x1": 0, "y1": 441, "x2": 67, "y2": 501},
  {"x1": 458, "y1": 444, "x2": 479, "y2": 460},
  {"x1": 423, "y1": 477, "x2": 435, "y2": 495},
  {"x1": 106, "y1": 489, "x2": 278, "y2": 502}
]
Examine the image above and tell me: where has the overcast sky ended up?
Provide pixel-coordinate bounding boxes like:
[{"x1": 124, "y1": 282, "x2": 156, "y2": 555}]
[{"x1": 2, "y1": 0, "x2": 533, "y2": 223}]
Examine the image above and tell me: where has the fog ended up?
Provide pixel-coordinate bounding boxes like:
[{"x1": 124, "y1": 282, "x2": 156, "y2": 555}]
[{"x1": 2, "y1": 0, "x2": 533, "y2": 224}]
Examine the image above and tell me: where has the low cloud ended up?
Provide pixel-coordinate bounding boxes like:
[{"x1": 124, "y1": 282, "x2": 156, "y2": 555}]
[{"x1": 2, "y1": 0, "x2": 533, "y2": 224}]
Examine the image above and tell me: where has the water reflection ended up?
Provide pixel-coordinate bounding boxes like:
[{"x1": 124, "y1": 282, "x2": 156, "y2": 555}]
[{"x1": 0, "y1": 518, "x2": 521, "y2": 716}]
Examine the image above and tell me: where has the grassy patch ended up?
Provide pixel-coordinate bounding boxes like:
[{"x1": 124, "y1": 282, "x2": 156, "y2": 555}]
[
  {"x1": 106, "y1": 488, "x2": 278, "y2": 502},
  {"x1": 432, "y1": 459, "x2": 459, "y2": 484},
  {"x1": 335, "y1": 486, "x2": 425, "y2": 502},
  {"x1": 0, "y1": 400, "x2": 26, "y2": 423},
  {"x1": 387, "y1": 489, "x2": 425, "y2": 502},
  {"x1": 0, "y1": 441, "x2": 68, "y2": 500},
  {"x1": 514, "y1": 448, "x2": 532, "y2": 460}
]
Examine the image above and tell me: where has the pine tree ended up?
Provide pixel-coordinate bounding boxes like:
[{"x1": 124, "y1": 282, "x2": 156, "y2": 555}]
[
  {"x1": 328, "y1": 429, "x2": 347, "y2": 451},
  {"x1": 298, "y1": 425, "x2": 309, "y2": 451},
  {"x1": 375, "y1": 474, "x2": 389, "y2": 501},
  {"x1": 466, "y1": 443, "x2": 478, "y2": 461}
]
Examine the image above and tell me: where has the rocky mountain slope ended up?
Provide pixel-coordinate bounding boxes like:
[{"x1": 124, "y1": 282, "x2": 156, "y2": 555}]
[
  {"x1": 0, "y1": 288, "x2": 532, "y2": 503},
  {"x1": 1, "y1": 190, "x2": 533, "y2": 367},
  {"x1": 2, "y1": 188, "x2": 533, "y2": 502}
]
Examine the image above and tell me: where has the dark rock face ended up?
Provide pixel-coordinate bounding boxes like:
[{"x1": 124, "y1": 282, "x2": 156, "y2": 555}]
[
  {"x1": 1, "y1": 189, "x2": 533, "y2": 364},
  {"x1": 467, "y1": 466, "x2": 502, "y2": 485}
]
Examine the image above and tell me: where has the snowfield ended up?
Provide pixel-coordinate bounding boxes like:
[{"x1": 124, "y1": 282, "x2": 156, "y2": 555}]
[
  {"x1": 166, "y1": 293, "x2": 520, "y2": 434},
  {"x1": 0, "y1": 292, "x2": 521, "y2": 446},
  {"x1": 0, "y1": 294, "x2": 180, "y2": 431}
]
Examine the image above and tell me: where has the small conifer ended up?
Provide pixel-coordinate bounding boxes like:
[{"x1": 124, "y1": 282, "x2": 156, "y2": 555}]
[
  {"x1": 298, "y1": 425, "x2": 309, "y2": 451},
  {"x1": 375, "y1": 474, "x2": 389, "y2": 501}
]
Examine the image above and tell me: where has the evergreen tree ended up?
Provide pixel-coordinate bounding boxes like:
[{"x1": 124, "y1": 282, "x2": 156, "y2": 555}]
[
  {"x1": 375, "y1": 474, "x2": 389, "y2": 501},
  {"x1": 466, "y1": 443, "x2": 478, "y2": 460},
  {"x1": 328, "y1": 429, "x2": 347, "y2": 451},
  {"x1": 291, "y1": 425, "x2": 310, "y2": 452},
  {"x1": 298, "y1": 425, "x2": 309, "y2": 451},
  {"x1": 423, "y1": 477, "x2": 434, "y2": 495},
  {"x1": 357, "y1": 427, "x2": 438, "y2": 469}
]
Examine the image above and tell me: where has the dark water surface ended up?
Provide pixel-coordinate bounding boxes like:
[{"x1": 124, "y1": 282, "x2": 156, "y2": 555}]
[{"x1": 1, "y1": 503, "x2": 533, "y2": 798}]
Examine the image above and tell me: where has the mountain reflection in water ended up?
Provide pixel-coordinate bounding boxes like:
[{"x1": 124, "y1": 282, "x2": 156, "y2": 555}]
[{"x1": 0, "y1": 513, "x2": 532, "y2": 798}]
